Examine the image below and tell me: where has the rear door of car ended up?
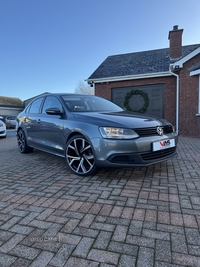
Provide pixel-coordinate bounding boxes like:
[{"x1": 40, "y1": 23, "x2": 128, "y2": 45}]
[{"x1": 25, "y1": 97, "x2": 45, "y2": 146}]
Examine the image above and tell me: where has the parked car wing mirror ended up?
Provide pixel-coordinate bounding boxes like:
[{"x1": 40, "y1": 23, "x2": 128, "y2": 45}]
[{"x1": 45, "y1": 108, "x2": 63, "y2": 115}]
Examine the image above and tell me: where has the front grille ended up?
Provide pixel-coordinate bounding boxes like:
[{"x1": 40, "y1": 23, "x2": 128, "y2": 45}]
[
  {"x1": 141, "y1": 147, "x2": 176, "y2": 161},
  {"x1": 134, "y1": 125, "x2": 173, "y2": 137}
]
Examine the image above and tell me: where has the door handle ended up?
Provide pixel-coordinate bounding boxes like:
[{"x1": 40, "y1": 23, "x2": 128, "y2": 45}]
[{"x1": 37, "y1": 119, "x2": 41, "y2": 123}]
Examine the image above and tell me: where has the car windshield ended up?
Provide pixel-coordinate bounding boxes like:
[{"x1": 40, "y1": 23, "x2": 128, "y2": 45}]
[{"x1": 61, "y1": 95, "x2": 123, "y2": 112}]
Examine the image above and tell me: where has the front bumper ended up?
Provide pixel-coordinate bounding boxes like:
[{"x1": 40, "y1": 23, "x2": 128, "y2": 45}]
[{"x1": 92, "y1": 133, "x2": 178, "y2": 168}]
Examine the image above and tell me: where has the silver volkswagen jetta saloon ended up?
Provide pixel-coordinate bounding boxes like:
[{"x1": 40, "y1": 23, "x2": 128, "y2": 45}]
[{"x1": 16, "y1": 93, "x2": 178, "y2": 176}]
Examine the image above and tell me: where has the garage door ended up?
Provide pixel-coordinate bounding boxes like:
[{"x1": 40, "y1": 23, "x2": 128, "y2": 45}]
[{"x1": 112, "y1": 84, "x2": 164, "y2": 118}]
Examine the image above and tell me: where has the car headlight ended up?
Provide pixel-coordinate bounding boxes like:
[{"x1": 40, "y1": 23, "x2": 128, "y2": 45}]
[{"x1": 99, "y1": 127, "x2": 139, "y2": 139}]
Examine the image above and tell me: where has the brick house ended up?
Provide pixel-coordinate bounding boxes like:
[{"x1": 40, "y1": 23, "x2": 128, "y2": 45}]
[{"x1": 86, "y1": 26, "x2": 200, "y2": 137}]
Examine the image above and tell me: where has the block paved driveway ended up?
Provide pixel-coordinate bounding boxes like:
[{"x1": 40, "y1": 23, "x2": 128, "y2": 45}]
[{"x1": 0, "y1": 136, "x2": 200, "y2": 267}]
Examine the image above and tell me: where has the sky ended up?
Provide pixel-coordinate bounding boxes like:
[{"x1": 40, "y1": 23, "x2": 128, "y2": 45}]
[{"x1": 0, "y1": 0, "x2": 200, "y2": 101}]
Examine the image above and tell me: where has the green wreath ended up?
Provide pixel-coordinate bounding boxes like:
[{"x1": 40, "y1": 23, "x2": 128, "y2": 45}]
[{"x1": 123, "y1": 89, "x2": 150, "y2": 113}]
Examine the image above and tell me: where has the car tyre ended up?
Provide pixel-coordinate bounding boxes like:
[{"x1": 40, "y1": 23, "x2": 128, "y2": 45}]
[
  {"x1": 65, "y1": 134, "x2": 98, "y2": 176},
  {"x1": 17, "y1": 129, "x2": 33, "y2": 153}
]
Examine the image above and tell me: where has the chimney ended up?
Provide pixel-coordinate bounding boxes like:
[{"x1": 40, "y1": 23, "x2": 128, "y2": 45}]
[{"x1": 168, "y1": 25, "x2": 183, "y2": 59}]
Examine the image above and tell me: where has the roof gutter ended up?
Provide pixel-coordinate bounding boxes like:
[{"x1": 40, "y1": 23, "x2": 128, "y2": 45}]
[
  {"x1": 86, "y1": 71, "x2": 172, "y2": 84},
  {"x1": 169, "y1": 68, "x2": 180, "y2": 134}
]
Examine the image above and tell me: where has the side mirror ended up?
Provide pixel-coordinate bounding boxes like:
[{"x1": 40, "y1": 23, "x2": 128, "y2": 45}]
[{"x1": 45, "y1": 108, "x2": 63, "y2": 115}]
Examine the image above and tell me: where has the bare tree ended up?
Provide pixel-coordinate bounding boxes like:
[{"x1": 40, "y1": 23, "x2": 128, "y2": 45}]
[{"x1": 74, "y1": 81, "x2": 94, "y2": 95}]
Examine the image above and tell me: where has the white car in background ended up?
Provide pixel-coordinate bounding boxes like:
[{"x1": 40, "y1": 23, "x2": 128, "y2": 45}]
[{"x1": 0, "y1": 117, "x2": 6, "y2": 138}]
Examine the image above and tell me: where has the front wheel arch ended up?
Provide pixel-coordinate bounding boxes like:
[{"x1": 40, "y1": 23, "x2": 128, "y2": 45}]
[{"x1": 65, "y1": 134, "x2": 98, "y2": 176}]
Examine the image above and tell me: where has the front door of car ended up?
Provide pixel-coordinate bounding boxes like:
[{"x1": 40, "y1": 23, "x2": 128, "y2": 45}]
[{"x1": 37, "y1": 96, "x2": 65, "y2": 156}]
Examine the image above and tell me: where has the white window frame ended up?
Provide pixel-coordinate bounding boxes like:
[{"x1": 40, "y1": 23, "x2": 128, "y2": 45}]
[
  {"x1": 190, "y1": 70, "x2": 200, "y2": 116},
  {"x1": 198, "y1": 75, "x2": 200, "y2": 115}
]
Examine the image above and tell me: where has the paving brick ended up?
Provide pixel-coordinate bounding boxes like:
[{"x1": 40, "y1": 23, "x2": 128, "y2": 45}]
[
  {"x1": 36, "y1": 208, "x2": 54, "y2": 220},
  {"x1": 93, "y1": 231, "x2": 112, "y2": 250},
  {"x1": 61, "y1": 219, "x2": 80, "y2": 233},
  {"x1": 9, "y1": 224, "x2": 34, "y2": 235},
  {"x1": 73, "y1": 227, "x2": 99, "y2": 238},
  {"x1": 126, "y1": 235, "x2": 155, "y2": 248},
  {"x1": 0, "y1": 252, "x2": 17, "y2": 267},
  {"x1": 29, "y1": 219, "x2": 53, "y2": 229},
  {"x1": 158, "y1": 211, "x2": 170, "y2": 224},
  {"x1": 79, "y1": 214, "x2": 96, "y2": 228},
  {"x1": 88, "y1": 203, "x2": 103, "y2": 214},
  {"x1": 10, "y1": 244, "x2": 40, "y2": 260},
  {"x1": 64, "y1": 257, "x2": 99, "y2": 267},
  {"x1": 99, "y1": 204, "x2": 113, "y2": 216},
  {"x1": 142, "y1": 229, "x2": 170, "y2": 241},
  {"x1": 49, "y1": 199, "x2": 66, "y2": 209},
  {"x1": 156, "y1": 239, "x2": 171, "y2": 262},
  {"x1": 62, "y1": 211, "x2": 84, "y2": 220},
  {"x1": 106, "y1": 217, "x2": 130, "y2": 228},
  {"x1": 0, "y1": 230, "x2": 14, "y2": 242},
  {"x1": 169, "y1": 194, "x2": 179, "y2": 203},
  {"x1": 112, "y1": 225, "x2": 128, "y2": 242},
  {"x1": 46, "y1": 215, "x2": 69, "y2": 224},
  {"x1": 1, "y1": 214, "x2": 21, "y2": 230},
  {"x1": 0, "y1": 233, "x2": 25, "y2": 253},
  {"x1": 185, "y1": 228, "x2": 200, "y2": 246},
  {"x1": 145, "y1": 209, "x2": 157, "y2": 223},
  {"x1": 137, "y1": 247, "x2": 154, "y2": 267},
  {"x1": 32, "y1": 238, "x2": 61, "y2": 253},
  {"x1": 29, "y1": 251, "x2": 54, "y2": 267},
  {"x1": 29, "y1": 197, "x2": 48, "y2": 206},
  {"x1": 42, "y1": 223, "x2": 63, "y2": 238},
  {"x1": 21, "y1": 228, "x2": 46, "y2": 247},
  {"x1": 108, "y1": 241, "x2": 138, "y2": 256},
  {"x1": 87, "y1": 249, "x2": 120, "y2": 265},
  {"x1": 12, "y1": 258, "x2": 31, "y2": 267},
  {"x1": 9, "y1": 209, "x2": 29, "y2": 217},
  {"x1": 68, "y1": 201, "x2": 84, "y2": 211},
  {"x1": 121, "y1": 207, "x2": 134, "y2": 219},
  {"x1": 188, "y1": 245, "x2": 200, "y2": 256},
  {"x1": 157, "y1": 224, "x2": 184, "y2": 234},
  {"x1": 128, "y1": 220, "x2": 143, "y2": 236},
  {"x1": 78, "y1": 202, "x2": 93, "y2": 213},
  {"x1": 171, "y1": 233, "x2": 188, "y2": 254},
  {"x1": 49, "y1": 244, "x2": 76, "y2": 267},
  {"x1": 118, "y1": 254, "x2": 136, "y2": 267},
  {"x1": 183, "y1": 214, "x2": 198, "y2": 228},
  {"x1": 90, "y1": 222, "x2": 115, "y2": 232},
  {"x1": 57, "y1": 199, "x2": 74, "y2": 210},
  {"x1": 172, "y1": 252, "x2": 200, "y2": 266},
  {"x1": 72, "y1": 237, "x2": 94, "y2": 257},
  {"x1": 58, "y1": 233, "x2": 81, "y2": 245},
  {"x1": 132, "y1": 208, "x2": 145, "y2": 221},
  {"x1": 170, "y1": 213, "x2": 184, "y2": 226}
]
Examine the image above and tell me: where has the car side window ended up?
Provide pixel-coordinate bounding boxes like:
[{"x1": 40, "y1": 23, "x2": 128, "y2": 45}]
[
  {"x1": 42, "y1": 96, "x2": 63, "y2": 114},
  {"x1": 29, "y1": 97, "x2": 44, "y2": 114}
]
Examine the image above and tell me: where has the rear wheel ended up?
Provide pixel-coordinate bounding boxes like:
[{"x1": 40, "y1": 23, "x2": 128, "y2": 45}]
[
  {"x1": 17, "y1": 129, "x2": 33, "y2": 153},
  {"x1": 65, "y1": 134, "x2": 98, "y2": 176}
]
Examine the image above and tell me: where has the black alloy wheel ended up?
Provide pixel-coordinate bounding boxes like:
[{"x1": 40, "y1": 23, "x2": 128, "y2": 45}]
[{"x1": 17, "y1": 129, "x2": 33, "y2": 153}]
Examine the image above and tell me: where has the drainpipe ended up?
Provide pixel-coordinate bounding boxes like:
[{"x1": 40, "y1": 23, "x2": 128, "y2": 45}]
[{"x1": 170, "y1": 70, "x2": 179, "y2": 134}]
